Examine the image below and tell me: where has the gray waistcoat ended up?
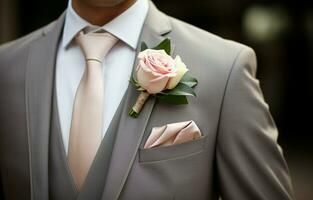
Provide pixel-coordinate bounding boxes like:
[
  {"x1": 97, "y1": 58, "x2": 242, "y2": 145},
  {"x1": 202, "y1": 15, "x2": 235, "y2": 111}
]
[{"x1": 49, "y1": 88, "x2": 125, "y2": 200}]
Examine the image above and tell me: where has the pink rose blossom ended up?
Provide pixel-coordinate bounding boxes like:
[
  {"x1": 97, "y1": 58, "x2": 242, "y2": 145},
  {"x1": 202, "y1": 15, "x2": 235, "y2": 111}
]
[{"x1": 136, "y1": 49, "x2": 180, "y2": 94}]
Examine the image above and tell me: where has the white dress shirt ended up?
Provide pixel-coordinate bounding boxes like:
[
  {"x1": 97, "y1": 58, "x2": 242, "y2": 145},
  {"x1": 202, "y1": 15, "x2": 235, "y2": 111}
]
[{"x1": 56, "y1": 0, "x2": 149, "y2": 154}]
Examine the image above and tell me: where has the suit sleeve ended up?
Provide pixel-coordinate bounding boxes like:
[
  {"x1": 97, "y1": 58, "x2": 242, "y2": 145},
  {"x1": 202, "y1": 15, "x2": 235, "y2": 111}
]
[{"x1": 216, "y1": 47, "x2": 294, "y2": 200}]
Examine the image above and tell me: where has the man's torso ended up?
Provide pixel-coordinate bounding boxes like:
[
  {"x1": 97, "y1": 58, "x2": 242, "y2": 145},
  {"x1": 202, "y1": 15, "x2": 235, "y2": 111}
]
[{"x1": 0, "y1": 2, "x2": 293, "y2": 200}]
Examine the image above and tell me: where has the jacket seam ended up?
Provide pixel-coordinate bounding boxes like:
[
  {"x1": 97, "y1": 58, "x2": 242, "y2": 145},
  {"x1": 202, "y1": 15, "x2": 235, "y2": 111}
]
[{"x1": 214, "y1": 47, "x2": 246, "y2": 149}]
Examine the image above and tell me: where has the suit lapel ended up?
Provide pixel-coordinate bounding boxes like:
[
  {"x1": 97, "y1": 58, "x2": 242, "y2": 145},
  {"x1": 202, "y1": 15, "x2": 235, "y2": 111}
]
[
  {"x1": 101, "y1": 2, "x2": 172, "y2": 200},
  {"x1": 25, "y1": 13, "x2": 65, "y2": 200}
]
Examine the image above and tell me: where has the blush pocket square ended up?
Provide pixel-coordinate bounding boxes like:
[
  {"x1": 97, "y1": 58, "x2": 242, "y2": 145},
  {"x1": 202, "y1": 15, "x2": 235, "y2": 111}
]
[{"x1": 144, "y1": 120, "x2": 202, "y2": 149}]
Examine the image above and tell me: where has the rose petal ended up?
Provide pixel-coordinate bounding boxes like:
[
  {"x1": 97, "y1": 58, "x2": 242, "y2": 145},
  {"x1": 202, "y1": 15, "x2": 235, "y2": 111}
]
[
  {"x1": 146, "y1": 76, "x2": 169, "y2": 94},
  {"x1": 166, "y1": 55, "x2": 189, "y2": 89},
  {"x1": 137, "y1": 64, "x2": 158, "y2": 89}
]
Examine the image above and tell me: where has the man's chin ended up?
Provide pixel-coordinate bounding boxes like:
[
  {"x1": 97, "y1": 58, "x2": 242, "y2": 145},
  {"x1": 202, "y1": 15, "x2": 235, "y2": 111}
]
[{"x1": 85, "y1": 0, "x2": 128, "y2": 7}]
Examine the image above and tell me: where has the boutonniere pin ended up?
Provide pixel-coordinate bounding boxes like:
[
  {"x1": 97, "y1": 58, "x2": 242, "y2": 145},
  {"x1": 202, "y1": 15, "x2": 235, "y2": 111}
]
[{"x1": 129, "y1": 38, "x2": 198, "y2": 118}]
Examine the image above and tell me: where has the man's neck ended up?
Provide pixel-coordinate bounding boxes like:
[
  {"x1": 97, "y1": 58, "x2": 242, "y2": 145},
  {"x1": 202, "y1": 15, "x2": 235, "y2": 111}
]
[{"x1": 72, "y1": 0, "x2": 136, "y2": 26}]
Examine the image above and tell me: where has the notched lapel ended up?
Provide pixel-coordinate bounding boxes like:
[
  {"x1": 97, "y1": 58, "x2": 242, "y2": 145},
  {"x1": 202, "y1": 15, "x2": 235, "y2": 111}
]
[
  {"x1": 25, "y1": 13, "x2": 65, "y2": 200},
  {"x1": 101, "y1": 2, "x2": 172, "y2": 200}
]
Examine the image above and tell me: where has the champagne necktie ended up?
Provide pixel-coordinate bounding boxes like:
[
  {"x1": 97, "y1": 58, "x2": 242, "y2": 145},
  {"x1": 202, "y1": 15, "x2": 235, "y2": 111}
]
[{"x1": 68, "y1": 30, "x2": 118, "y2": 190}]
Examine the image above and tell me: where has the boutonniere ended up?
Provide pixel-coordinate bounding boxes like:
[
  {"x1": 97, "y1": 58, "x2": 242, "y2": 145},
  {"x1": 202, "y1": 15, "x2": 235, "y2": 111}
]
[{"x1": 129, "y1": 38, "x2": 198, "y2": 118}]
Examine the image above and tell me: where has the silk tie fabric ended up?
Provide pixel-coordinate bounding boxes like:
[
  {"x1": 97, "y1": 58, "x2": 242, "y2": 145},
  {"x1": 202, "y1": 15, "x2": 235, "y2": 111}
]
[{"x1": 68, "y1": 30, "x2": 118, "y2": 190}]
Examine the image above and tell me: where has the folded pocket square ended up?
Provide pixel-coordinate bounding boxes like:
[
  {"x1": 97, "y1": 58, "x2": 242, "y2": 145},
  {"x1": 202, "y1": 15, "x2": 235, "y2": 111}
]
[{"x1": 144, "y1": 120, "x2": 202, "y2": 149}]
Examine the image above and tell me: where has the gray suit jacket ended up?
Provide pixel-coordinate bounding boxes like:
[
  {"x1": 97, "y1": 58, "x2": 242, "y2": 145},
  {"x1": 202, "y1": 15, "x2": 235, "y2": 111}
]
[{"x1": 0, "y1": 2, "x2": 294, "y2": 200}]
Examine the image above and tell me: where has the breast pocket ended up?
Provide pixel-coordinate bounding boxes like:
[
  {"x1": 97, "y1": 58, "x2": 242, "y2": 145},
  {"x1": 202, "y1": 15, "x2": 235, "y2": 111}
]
[{"x1": 138, "y1": 135, "x2": 207, "y2": 163}]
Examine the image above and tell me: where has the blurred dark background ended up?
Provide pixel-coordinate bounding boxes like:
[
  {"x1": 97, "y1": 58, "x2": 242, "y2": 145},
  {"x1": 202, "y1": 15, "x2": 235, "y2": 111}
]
[{"x1": 0, "y1": 0, "x2": 312, "y2": 199}]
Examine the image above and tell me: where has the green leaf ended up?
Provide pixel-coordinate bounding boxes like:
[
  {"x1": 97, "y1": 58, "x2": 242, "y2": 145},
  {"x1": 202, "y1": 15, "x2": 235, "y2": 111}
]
[
  {"x1": 180, "y1": 73, "x2": 198, "y2": 88},
  {"x1": 128, "y1": 108, "x2": 139, "y2": 118},
  {"x1": 157, "y1": 95, "x2": 188, "y2": 105},
  {"x1": 153, "y1": 38, "x2": 171, "y2": 55},
  {"x1": 141, "y1": 42, "x2": 148, "y2": 51},
  {"x1": 129, "y1": 76, "x2": 141, "y2": 89},
  {"x1": 160, "y1": 83, "x2": 196, "y2": 97},
  {"x1": 129, "y1": 75, "x2": 136, "y2": 85}
]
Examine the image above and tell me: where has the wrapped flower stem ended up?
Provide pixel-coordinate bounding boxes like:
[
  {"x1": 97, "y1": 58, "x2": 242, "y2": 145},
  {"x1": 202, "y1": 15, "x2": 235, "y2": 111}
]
[{"x1": 128, "y1": 92, "x2": 150, "y2": 118}]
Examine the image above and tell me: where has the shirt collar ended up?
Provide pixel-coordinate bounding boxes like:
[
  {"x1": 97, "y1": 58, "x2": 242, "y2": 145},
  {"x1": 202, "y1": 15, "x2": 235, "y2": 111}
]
[{"x1": 62, "y1": 0, "x2": 149, "y2": 49}]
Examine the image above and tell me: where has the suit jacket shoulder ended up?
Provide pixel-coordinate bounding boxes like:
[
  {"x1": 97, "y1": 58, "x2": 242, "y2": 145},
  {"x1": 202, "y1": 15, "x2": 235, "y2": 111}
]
[
  {"x1": 167, "y1": 16, "x2": 254, "y2": 75},
  {"x1": 0, "y1": 20, "x2": 58, "y2": 68}
]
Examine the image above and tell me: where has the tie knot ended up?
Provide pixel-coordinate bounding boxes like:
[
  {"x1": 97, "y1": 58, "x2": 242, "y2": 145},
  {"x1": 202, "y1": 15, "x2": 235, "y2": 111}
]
[{"x1": 76, "y1": 31, "x2": 118, "y2": 63}]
